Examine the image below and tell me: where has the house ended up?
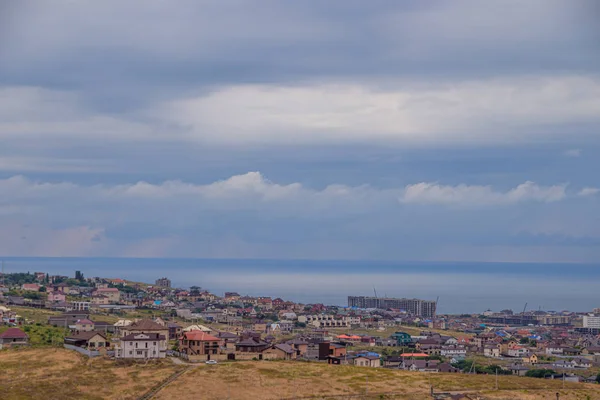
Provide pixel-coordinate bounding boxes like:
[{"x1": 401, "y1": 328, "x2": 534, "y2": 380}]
[
  {"x1": 0, "y1": 328, "x2": 29, "y2": 349},
  {"x1": 22, "y1": 283, "x2": 41, "y2": 292},
  {"x1": 168, "y1": 322, "x2": 182, "y2": 340},
  {"x1": 92, "y1": 287, "x2": 120, "y2": 303},
  {"x1": 51, "y1": 283, "x2": 70, "y2": 294},
  {"x1": 48, "y1": 291, "x2": 66, "y2": 303},
  {"x1": 523, "y1": 354, "x2": 538, "y2": 364},
  {"x1": 401, "y1": 359, "x2": 440, "y2": 372},
  {"x1": 354, "y1": 355, "x2": 381, "y2": 368},
  {"x1": 507, "y1": 346, "x2": 528, "y2": 358},
  {"x1": 92, "y1": 321, "x2": 115, "y2": 334},
  {"x1": 115, "y1": 333, "x2": 167, "y2": 359},
  {"x1": 235, "y1": 337, "x2": 270, "y2": 353},
  {"x1": 318, "y1": 342, "x2": 347, "y2": 360},
  {"x1": 262, "y1": 343, "x2": 297, "y2": 360},
  {"x1": 75, "y1": 319, "x2": 95, "y2": 332},
  {"x1": 120, "y1": 319, "x2": 169, "y2": 348},
  {"x1": 545, "y1": 343, "x2": 565, "y2": 355},
  {"x1": 48, "y1": 311, "x2": 90, "y2": 328},
  {"x1": 440, "y1": 345, "x2": 467, "y2": 358},
  {"x1": 286, "y1": 339, "x2": 309, "y2": 357},
  {"x1": 507, "y1": 364, "x2": 530, "y2": 376},
  {"x1": 484, "y1": 344, "x2": 500, "y2": 358},
  {"x1": 91, "y1": 294, "x2": 110, "y2": 305},
  {"x1": 183, "y1": 324, "x2": 213, "y2": 334},
  {"x1": 180, "y1": 331, "x2": 223, "y2": 357},
  {"x1": 64, "y1": 332, "x2": 109, "y2": 353}
]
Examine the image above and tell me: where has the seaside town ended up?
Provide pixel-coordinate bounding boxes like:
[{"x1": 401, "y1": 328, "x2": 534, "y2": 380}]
[{"x1": 2, "y1": 269, "x2": 600, "y2": 392}]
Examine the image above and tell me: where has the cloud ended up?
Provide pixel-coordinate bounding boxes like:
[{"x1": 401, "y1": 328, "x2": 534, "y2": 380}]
[
  {"x1": 401, "y1": 181, "x2": 567, "y2": 205},
  {"x1": 564, "y1": 149, "x2": 582, "y2": 157},
  {"x1": 578, "y1": 187, "x2": 600, "y2": 197},
  {"x1": 2, "y1": 76, "x2": 600, "y2": 149},
  {"x1": 0, "y1": 172, "x2": 595, "y2": 259}
]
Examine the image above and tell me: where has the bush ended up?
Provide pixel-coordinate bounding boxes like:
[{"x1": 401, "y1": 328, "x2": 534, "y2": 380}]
[{"x1": 525, "y1": 369, "x2": 556, "y2": 378}]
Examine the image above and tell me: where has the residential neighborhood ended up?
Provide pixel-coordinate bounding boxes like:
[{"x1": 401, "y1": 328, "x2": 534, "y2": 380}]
[{"x1": 2, "y1": 270, "x2": 600, "y2": 387}]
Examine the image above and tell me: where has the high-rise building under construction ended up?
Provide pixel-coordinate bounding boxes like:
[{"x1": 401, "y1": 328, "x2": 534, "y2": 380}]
[{"x1": 347, "y1": 296, "x2": 437, "y2": 317}]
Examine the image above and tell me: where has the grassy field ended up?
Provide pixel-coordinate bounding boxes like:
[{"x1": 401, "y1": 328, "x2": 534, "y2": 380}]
[
  {"x1": 2, "y1": 349, "x2": 600, "y2": 399},
  {"x1": 154, "y1": 361, "x2": 600, "y2": 400},
  {"x1": 0, "y1": 348, "x2": 183, "y2": 400}
]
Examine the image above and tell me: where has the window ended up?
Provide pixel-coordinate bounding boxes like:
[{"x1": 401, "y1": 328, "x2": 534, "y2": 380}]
[{"x1": 153, "y1": 342, "x2": 156, "y2": 345}]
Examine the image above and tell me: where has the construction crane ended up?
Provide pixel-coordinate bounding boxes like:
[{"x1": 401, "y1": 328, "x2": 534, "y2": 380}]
[
  {"x1": 522, "y1": 302, "x2": 528, "y2": 315},
  {"x1": 373, "y1": 286, "x2": 378, "y2": 298}
]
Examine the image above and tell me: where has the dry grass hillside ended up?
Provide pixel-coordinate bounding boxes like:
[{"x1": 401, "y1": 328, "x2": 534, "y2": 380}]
[
  {"x1": 157, "y1": 361, "x2": 600, "y2": 400},
  {"x1": 0, "y1": 348, "x2": 183, "y2": 400},
  {"x1": 2, "y1": 349, "x2": 600, "y2": 400}
]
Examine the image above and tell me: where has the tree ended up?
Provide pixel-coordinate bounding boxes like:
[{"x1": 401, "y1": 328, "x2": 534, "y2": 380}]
[
  {"x1": 525, "y1": 369, "x2": 555, "y2": 378},
  {"x1": 519, "y1": 337, "x2": 530, "y2": 345},
  {"x1": 596, "y1": 372, "x2": 600, "y2": 384},
  {"x1": 39, "y1": 286, "x2": 47, "y2": 292}
]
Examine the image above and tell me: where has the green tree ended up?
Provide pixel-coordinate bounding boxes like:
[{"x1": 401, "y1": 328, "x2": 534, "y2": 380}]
[
  {"x1": 596, "y1": 372, "x2": 600, "y2": 384},
  {"x1": 525, "y1": 369, "x2": 555, "y2": 378}
]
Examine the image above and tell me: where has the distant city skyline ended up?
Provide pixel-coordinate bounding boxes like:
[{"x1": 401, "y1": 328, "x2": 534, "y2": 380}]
[{"x1": 1, "y1": 1, "x2": 599, "y2": 262}]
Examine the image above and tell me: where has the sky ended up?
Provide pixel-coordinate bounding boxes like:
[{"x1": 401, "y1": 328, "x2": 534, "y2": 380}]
[{"x1": 0, "y1": 0, "x2": 599, "y2": 261}]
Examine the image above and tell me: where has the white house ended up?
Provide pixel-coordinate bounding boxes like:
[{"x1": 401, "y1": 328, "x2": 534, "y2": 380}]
[
  {"x1": 440, "y1": 346, "x2": 467, "y2": 358},
  {"x1": 507, "y1": 346, "x2": 528, "y2": 358},
  {"x1": 546, "y1": 344, "x2": 565, "y2": 355},
  {"x1": 115, "y1": 333, "x2": 166, "y2": 359},
  {"x1": 484, "y1": 345, "x2": 500, "y2": 358}
]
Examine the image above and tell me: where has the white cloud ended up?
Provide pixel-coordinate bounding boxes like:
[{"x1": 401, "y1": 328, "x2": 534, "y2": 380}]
[
  {"x1": 564, "y1": 149, "x2": 582, "y2": 157},
  {"x1": 401, "y1": 181, "x2": 567, "y2": 205},
  {"x1": 0, "y1": 173, "x2": 596, "y2": 259},
  {"x1": 2, "y1": 75, "x2": 600, "y2": 147},
  {"x1": 578, "y1": 187, "x2": 600, "y2": 197},
  {"x1": 163, "y1": 76, "x2": 600, "y2": 145}
]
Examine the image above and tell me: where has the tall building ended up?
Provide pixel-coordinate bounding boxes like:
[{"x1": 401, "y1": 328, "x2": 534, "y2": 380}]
[
  {"x1": 583, "y1": 315, "x2": 600, "y2": 329},
  {"x1": 347, "y1": 296, "x2": 437, "y2": 317},
  {"x1": 155, "y1": 277, "x2": 171, "y2": 288}
]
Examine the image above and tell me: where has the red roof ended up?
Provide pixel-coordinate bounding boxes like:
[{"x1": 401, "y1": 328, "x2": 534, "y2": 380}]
[
  {"x1": 0, "y1": 328, "x2": 28, "y2": 339},
  {"x1": 183, "y1": 331, "x2": 220, "y2": 342}
]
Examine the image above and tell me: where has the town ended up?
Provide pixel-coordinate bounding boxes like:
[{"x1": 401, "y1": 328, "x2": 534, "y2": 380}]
[{"x1": 2, "y1": 270, "x2": 600, "y2": 398}]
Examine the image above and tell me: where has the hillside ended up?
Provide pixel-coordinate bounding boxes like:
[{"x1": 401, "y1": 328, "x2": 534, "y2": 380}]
[
  {"x1": 0, "y1": 348, "x2": 183, "y2": 400},
  {"x1": 2, "y1": 349, "x2": 600, "y2": 399},
  {"x1": 156, "y1": 361, "x2": 600, "y2": 399}
]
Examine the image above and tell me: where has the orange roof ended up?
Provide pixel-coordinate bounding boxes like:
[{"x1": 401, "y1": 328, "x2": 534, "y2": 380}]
[
  {"x1": 400, "y1": 353, "x2": 429, "y2": 358},
  {"x1": 184, "y1": 331, "x2": 220, "y2": 341},
  {"x1": 337, "y1": 334, "x2": 351, "y2": 339},
  {"x1": 349, "y1": 335, "x2": 361, "y2": 340}
]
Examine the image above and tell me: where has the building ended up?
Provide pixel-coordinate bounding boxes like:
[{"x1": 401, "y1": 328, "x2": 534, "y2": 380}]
[
  {"x1": 179, "y1": 331, "x2": 223, "y2": 357},
  {"x1": 297, "y1": 314, "x2": 350, "y2": 328},
  {"x1": 120, "y1": 319, "x2": 169, "y2": 348},
  {"x1": 583, "y1": 315, "x2": 600, "y2": 329},
  {"x1": 48, "y1": 311, "x2": 90, "y2": 328},
  {"x1": 354, "y1": 355, "x2": 381, "y2": 368},
  {"x1": 64, "y1": 332, "x2": 109, "y2": 353},
  {"x1": 0, "y1": 328, "x2": 29, "y2": 349},
  {"x1": 347, "y1": 296, "x2": 437, "y2": 317},
  {"x1": 71, "y1": 301, "x2": 91, "y2": 311},
  {"x1": 22, "y1": 283, "x2": 41, "y2": 292},
  {"x1": 92, "y1": 288, "x2": 120, "y2": 303},
  {"x1": 155, "y1": 277, "x2": 171, "y2": 288},
  {"x1": 115, "y1": 333, "x2": 167, "y2": 359},
  {"x1": 48, "y1": 291, "x2": 66, "y2": 303}
]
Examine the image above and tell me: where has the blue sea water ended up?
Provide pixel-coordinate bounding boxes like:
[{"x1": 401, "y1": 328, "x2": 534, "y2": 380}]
[{"x1": 1, "y1": 257, "x2": 599, "y2": 314}]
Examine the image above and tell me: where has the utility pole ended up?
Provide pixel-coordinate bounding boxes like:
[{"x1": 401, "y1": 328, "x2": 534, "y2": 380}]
[{"x1": 495, "y1": 367, "x2": 498, "y2": 390}]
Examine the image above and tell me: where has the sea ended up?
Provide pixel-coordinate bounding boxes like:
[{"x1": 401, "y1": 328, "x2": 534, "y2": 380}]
[{"x1": 1, "y1": 257, "x2": 598, "y2": 315}]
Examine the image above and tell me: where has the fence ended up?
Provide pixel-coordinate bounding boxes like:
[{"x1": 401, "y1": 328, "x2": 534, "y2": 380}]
[{"x1": 63, "y1": 344, "x2": 100, "y2": 357}]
